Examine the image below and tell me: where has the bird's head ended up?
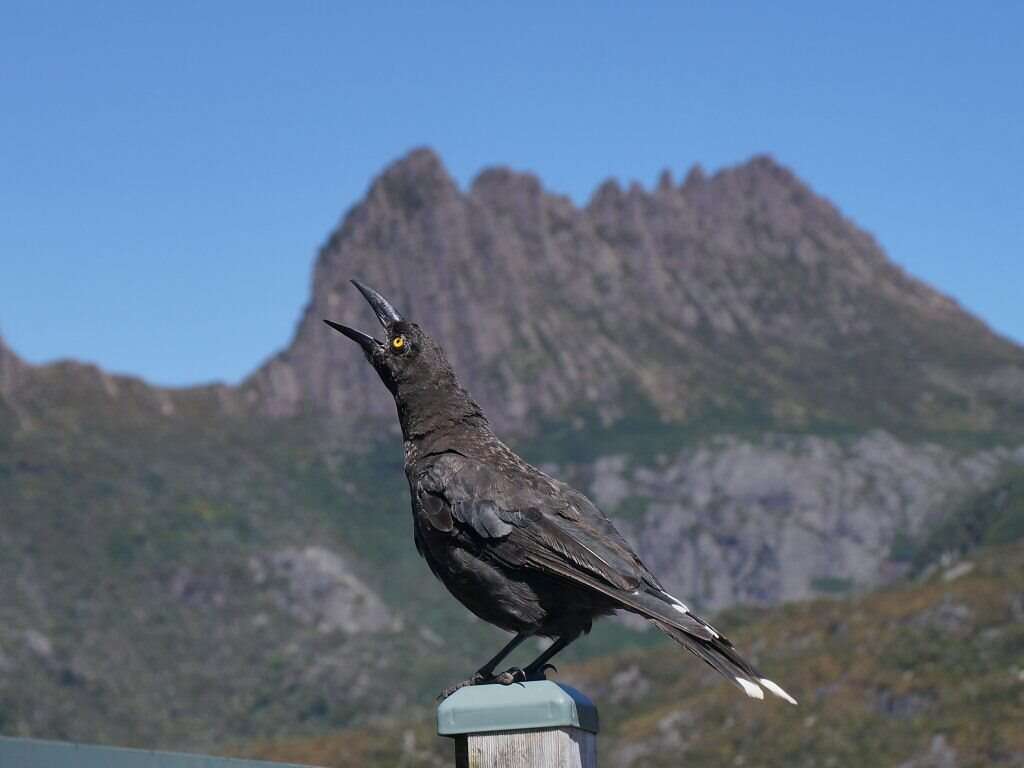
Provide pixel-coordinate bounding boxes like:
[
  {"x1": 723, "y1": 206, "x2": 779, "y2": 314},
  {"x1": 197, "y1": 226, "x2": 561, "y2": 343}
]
[{"x1": 323, "y1": 280, "x2": 452, "y2": 399}]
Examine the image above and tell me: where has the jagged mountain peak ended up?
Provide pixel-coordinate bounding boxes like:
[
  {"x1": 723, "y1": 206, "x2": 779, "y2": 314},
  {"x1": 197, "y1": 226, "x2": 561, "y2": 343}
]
[
  {"x1": 733, "y1": 151, "x2": 792, "y2": 177},
  {"x1": 470, "y1": 164, "x2": 545, "y2": 202},
  {"x1": 680, "y1": 163, "x2": 706, "y2": 191},
  {"x1": 656, "y1": 168, "x2": 675, "y2": 193},
  {"x1": 243, "y1": 149, "x2": 1024, "y2": 437},
  {"x1": 375, "y1": 145, "x2": 450, "y2": 185},
  {"x1": 584, "y1": 154, "x2": 800, "y2": 203},
  {"x1": 356, "y1": 147, "x2": 459, "y2": 222},
  {"x1": 587, "y1": 177, "x2": 626, "y2": 208},
  {"x1": 5, "y1": 150, "x2": 1020, "y2": 437}
]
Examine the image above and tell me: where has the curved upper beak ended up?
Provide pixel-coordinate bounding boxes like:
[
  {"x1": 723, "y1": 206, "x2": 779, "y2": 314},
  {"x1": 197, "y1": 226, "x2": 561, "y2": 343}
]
[
  {"x1": 323, "y1": 279, "x2": 404, "y2": 354},
  {"x1": 351, "y1": 279, "x2": 403, "y2": 326}
]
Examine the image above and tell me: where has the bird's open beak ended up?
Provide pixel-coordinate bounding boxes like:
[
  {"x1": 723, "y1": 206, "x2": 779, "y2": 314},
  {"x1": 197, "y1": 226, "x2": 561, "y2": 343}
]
[
  {"x1": 323, "y1": 279, "x2": 404, "y2": 353},
  {"x1": 351, "y1": 279, "x2": 403, "y2": 326},
  {"x1": 322, "y1": 319, "x2": 380, "y2": 354}
]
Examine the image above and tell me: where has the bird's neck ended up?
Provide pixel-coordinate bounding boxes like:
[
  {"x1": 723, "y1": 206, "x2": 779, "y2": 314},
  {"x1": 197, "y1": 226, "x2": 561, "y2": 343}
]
[{"x1": 395, "y1": 373, "x2": 491, "y2": 460}]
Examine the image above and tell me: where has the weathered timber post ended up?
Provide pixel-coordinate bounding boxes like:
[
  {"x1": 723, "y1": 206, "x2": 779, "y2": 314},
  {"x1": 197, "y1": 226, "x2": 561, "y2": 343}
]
[{"x1": 437, "y1": 680, "x2": 598, "y2": 768}]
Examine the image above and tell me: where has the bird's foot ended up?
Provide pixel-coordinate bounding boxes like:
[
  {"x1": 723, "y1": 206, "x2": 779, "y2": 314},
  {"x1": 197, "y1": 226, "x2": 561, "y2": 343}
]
[
  {"x1": 490, "y1": 663, "x2": 556, "y2": 684},
  {"x1": 490, "y1": 667, "x2": 528, "y2": 685},
  {"x1": 438, "y1": 665, "x2": 550, "y2": 700},
  {"x1": 437, "y1": 671, "x2": 488, "y2": 701}
]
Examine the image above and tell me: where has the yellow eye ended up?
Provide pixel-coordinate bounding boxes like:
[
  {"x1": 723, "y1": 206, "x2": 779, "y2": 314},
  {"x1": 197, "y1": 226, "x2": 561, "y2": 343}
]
[{"x1": 391, "y1": 335, "x2": 406, "y2": 351}]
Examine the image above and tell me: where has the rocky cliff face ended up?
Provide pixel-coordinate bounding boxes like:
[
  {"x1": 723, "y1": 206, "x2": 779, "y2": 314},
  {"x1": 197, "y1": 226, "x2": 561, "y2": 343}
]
[
  {"x1": 561, "y1": 431, "x2": 1024, "y2": 611},
  {"x1": 243, "y1": 149, "x2": 1024, "y2": 437}
]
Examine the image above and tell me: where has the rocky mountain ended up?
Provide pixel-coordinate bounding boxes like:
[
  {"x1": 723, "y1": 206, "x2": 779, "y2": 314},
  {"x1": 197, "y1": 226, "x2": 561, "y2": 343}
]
[
  {"x1": 2, "y1": 150, "x2": 1024, "y2": 749},
  {"x1": 245, "y1": 149, "x2": 1024, "y2": 437},
  {"x1": 558, "y1": 431, "x2": 1024, "y2": 612}
]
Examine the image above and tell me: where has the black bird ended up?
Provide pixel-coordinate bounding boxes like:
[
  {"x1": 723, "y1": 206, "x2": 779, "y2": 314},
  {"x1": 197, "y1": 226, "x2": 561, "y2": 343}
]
[{"x1": 325, "y1": 280, "x2": 797, "y2": 705}]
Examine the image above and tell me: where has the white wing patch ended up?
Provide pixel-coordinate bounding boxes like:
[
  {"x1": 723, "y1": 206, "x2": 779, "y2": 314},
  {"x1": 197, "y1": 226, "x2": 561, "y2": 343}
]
[{"x1": 660, "y1": 589, "x2": 691, "y2": 613}]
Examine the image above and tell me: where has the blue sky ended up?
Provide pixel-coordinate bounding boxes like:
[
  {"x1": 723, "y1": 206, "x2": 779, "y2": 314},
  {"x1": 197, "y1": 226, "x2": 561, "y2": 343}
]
[{"x1": 2, "y1": 2, "x2": 1022, "y2": 386}]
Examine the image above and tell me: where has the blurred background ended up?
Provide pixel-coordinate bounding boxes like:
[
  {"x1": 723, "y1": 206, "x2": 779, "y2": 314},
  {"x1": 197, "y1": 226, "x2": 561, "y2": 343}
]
[{"x1": 2, "y1": 3, "x2": 1023, "y2": 766}]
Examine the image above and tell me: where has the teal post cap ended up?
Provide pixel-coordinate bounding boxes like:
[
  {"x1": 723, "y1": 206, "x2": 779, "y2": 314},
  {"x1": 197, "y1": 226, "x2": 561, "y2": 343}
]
[{"x1": 437, "y1": 680, "x2": 599, "y2": 736}]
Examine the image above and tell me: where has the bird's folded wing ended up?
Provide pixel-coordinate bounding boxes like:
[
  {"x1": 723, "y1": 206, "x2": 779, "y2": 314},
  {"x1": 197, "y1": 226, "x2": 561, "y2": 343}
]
[
  {"x1": 415, "y1": 453, "x2": 650, "y2": 593},
  {"x1": 414, "y1": 454, "x2": 731, "y2": 644}
]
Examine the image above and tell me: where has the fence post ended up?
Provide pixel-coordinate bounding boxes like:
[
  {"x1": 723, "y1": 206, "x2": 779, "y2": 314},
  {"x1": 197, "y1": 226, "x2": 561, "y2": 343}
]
[{"x1": 437, "y1": 680, "x2": 598, "y2": 768}]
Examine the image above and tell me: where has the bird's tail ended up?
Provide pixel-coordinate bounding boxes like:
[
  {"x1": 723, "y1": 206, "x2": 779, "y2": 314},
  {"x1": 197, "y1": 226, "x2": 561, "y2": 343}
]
[{"x1": 626, "y1": 587, "x2": 797, "y2": 705}]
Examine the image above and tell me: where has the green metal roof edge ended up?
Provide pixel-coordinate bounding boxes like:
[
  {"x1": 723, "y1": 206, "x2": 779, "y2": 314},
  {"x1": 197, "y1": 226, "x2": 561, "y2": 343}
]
[
  {"x1": 0, "y1": 736, "x2": 317, "y2": 768},
  {"x1": 436, "y1": 680, "x2": 599, "y2": 736}
]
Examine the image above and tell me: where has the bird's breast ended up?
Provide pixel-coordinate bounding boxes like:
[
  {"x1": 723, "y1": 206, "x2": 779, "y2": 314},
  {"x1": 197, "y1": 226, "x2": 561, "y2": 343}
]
[{"x1": 412, "y1": 514, "x2": 546, "y2": 633}]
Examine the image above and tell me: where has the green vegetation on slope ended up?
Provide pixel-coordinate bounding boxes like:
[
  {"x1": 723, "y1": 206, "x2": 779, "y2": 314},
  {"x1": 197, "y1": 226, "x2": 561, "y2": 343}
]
[
  {"x1": 233, "y1": 540, "x2": 1024, "y2": 768},
  {"x1": 2, "y1": 357, "x2": 1022, "y2": 752},
  {"x1": 0, "y1": 405, "x2": 658, "y2": 749},
  {"x1": 905, "y1": 467, "x2": 1024, "y2": 574}
]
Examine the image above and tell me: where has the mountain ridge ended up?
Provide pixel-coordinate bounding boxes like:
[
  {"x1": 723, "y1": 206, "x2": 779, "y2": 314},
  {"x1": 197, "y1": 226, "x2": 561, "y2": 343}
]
[{"x1": 4, "y1": 149, "x2": 1022, "y2": 442}]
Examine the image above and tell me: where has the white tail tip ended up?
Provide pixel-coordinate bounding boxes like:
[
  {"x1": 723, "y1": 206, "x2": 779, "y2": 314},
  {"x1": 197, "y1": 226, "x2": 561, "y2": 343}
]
[
  {"x1": 736, "y1": 676, "x2": 764, "y2": 700},
  {"x1": 759, "y1": 677, "x2": 798, "y2": 705}
]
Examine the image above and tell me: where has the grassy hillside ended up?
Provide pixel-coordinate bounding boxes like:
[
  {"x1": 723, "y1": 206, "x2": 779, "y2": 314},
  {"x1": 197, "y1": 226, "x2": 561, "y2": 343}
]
[
  {"x1": 0, "y1": 400, "x2": 662, "y2": 747},
  {"x1": 232, "y1": 539, "x2": 1024, "y2": 767},
  {"x1": 3, "y1": 359, "x2": 1023, "y2": 750}
]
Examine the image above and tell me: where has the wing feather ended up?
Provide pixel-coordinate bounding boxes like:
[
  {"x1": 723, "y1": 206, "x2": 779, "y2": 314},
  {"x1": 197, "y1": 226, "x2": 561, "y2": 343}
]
[{"x1": 414, "y1": 452, "x2": 645, "y2": 591}]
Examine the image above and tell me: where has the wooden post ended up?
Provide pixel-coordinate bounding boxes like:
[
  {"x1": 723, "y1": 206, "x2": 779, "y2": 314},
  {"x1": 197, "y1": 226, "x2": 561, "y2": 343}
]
[{"x1": 437, "y1": 680, "x2": 598, "y2": 768}]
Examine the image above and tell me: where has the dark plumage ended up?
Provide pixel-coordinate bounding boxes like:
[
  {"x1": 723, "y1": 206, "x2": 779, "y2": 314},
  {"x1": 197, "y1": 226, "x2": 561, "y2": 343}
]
[{"x1": 325, "y1": 280, "x2": 797, "y2": 704}]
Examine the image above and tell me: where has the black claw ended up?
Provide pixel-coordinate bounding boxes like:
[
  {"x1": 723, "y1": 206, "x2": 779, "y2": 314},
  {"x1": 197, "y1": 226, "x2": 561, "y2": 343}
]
[
  {"x1": 519, "y1": 662, "x2": 556, "y2": 681},
  {"x1": 492, "y1": 667, "x2": 527, "y2": 685}
]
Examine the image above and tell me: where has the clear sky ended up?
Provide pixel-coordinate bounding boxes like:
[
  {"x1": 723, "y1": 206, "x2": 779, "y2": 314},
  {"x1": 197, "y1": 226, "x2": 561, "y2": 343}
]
[{"x1": 2, "y1": 2, "x2": 1022, "y2": 386}]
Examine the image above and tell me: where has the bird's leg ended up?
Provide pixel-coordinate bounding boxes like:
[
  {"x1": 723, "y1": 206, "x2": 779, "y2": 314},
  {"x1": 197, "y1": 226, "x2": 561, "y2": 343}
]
[
  {"x1": 519, "y1": 635, "x2": 576, "y2": 680},
  {"x1": 438, "y1": 632, "x2": 530, "y2": 700},
  {"x1": 475, "y1": 632, "x2": 529, "y2": 679}
]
